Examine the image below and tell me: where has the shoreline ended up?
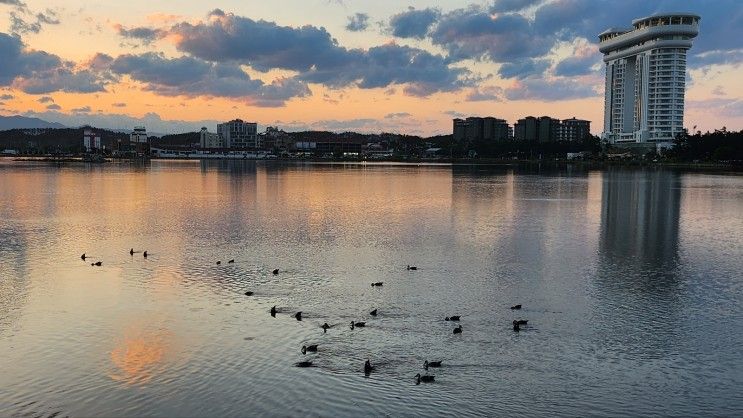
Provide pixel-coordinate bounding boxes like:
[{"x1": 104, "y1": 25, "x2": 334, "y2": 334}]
[{"x1": 2, "y1": 154, "x2": 741, "y2": 171}]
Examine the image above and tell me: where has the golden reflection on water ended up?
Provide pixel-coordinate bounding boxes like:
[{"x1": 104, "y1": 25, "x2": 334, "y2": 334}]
[{"x1": 109, "y1": 325, "x2": 174, "y2": 386}]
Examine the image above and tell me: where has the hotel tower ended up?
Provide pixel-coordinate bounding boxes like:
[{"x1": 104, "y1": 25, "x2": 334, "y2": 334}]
[{"x1": 599, "y1": 13, "x2": 700, "y2": 149}]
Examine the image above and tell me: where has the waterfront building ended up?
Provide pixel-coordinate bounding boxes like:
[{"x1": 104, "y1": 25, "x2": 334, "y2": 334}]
[
  {"x1": 83, "y1": 128, "x2": 101, "y2": 152},
  {"x1": 559, "y1": 118, "x2": 591, "y2": 142},
  {"x1": 599, "y1": 13, "x2": 700, "y2": 148},
  {"x1": 453, "y1": 118, "x2": 468, "y2": 141},
  {"x1": 514, "y1": 117, "x2": 538, "y2": 142},
  {"x1": 217, "y1": 119, "x2": 259, "y2": 149},
  {"x1": 453, "y1": 116, "x2": 511, "y2": 141},
  {"x1": 130, "y1": 126, "x2": 149, "y2": 155},
  {"x1": 199, "y1": 127, "x2": 222, "y2": 149}
]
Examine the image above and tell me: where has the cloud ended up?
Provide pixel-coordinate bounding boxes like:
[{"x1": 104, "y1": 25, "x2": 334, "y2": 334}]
[
  {"x1": 384, "y1": 112, "x2": 411, "y2": 119},
  {"x1": 0, "y1": 32, "x2": 108, "y2": 93},
  {"x1": 443, "y1": 110, "x2": 466, "y2": 118},
  {"x1": 0, "y1": 94, "x2": 13, "y2": 100},
  {"x1": 505, "y1": 77, "x2": 599, "y2": 101},
  {"x1": 112, "y1": 102, "x2": 126, "y2": 107},
  {"x1": 465, "y1": 85, "x2": 504, "y2": 101},
  {"x1": 165, "y1": 11, "x2": 469, "y2": 96},
  {"x1": 490, "y1": 0, "x2": 542, "y2": 13},
  {"x1": 346, "y1": 13, "x2": 369, "y2": 32},
  {"x1": 554, "y1": 54, "x2": 599, "y2": 76},
  {"x1": 37, "y1": 95, "x2": 53, "y2": 103},
  {"x1": 687, "y1": 98, "x2": 743, "y2": 118},
  {"x1": 71, "y1": 105, "x2": 91, "y2": 113},
  {"x1": 499, "y1": 59, "x2": 550, "y2": 79},
  {"x1": 46, "y1": 103, "x2": 60, "y2": 110},
  {"x1": 98, "y1": 52, "x2": 311, "y2": 106},
  {"x1": 430, "y1": 8, "x2": 553, "y2": 62},
  {"x1": 114, "y1": 24, "x2": 166, "y2": 44},
  {"x1": 0, "y1": 0, "x2": 26, "y2": 6},
  {"x1": 389, "y1": 7, "x2": 440, "y2": 39},
  {"x1": 9, "y1": 8, "x2": 60, "y2": 35},
  {"x1": 689, "y1": 49, "x2": 743, "y2": 68}
]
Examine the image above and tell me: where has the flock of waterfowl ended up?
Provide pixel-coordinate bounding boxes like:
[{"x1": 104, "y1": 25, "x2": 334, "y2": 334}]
[{"x1": 81, "y1": 251, "x2": 531, "y2": 385}]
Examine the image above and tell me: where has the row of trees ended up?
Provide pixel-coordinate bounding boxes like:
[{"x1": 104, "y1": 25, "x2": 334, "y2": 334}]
[{"x1": 665, "y1": 128, "x2": 743, "y2": 162}]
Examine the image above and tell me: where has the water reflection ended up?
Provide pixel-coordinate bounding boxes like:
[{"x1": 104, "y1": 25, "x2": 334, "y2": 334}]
[
  {"x1": 109, "y1": 324, "x2": 175, "y2": 386},
  {"x1": 600, "y1": 168, "x2": 681, "y2": 266}
]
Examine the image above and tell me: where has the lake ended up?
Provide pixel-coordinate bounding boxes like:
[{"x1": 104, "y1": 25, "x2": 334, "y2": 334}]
[{"x1": 1, "y1": 160, "x2": 742, "y2": 417}]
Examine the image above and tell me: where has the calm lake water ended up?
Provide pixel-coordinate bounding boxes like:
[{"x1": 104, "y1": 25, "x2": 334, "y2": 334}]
[{"x1": 1, "y1": 160, "x2": 742, "y2": 417}]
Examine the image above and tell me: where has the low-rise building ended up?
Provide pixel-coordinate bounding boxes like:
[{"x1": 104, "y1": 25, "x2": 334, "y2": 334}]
[
  {"x1": 217, "y1": 119, "x2": 259, "y2": 149},
  {"x1": 199, "y1": 127, "x2": 222, "y2": 148}
]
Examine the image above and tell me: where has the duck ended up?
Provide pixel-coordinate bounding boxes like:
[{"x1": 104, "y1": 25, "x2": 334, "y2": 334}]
[
  {"x1": 81, "y1": 253, "x2": 87, "y2": 260},
  {"x1": 321, "y1": 323, "x2": 330, "y2": 333},
  {"x1": 244, "y1": 291, "x2": 254, "y2": 296},
  {"x1": 512, "y1": 320, "x2": 521, "y2": 332},
  {"x1": 510, "y1": 304, "x2": 522, "y2": 310},
  {"x1": 424, "y1": 360, "x2": 442, "y2": 369},
  {"x1": 272, "y1": 268, "x2": 279, "y2": 275},
  {"x1": 445, "y1": 316, "x2": 461, "y2": 321},
  {"x1": 129, "y1": 248, "x2": 134, "y2": 256},
  {"x1": 228, "y1": 259, "x2": 234, "y2": 264},
  {"x1": 295, "y1": 361, "x2": 313, "y2": 368},
  {"x1": 295, "y1": 312, "x2": 302, "y2": 321},
  {"x1": 415, "y1": 373, "x2": 435, "y2": 384},
  {"x1": 270, "y1": 306, "x2": 277, "y2": 317},
  {"x1": 371, "y1": 282, "x2": 383, "y2": 287},
  {"x1": 350, "y1": 321, "x2": 366, "y2": 330},
  {"x1": 453, "y1": 325, "x2": 462, "y2": 334},
  {"x1": 216, "y1": 260, "x2": 221, "y2": 265},
  {"x1": 369, "y1": 308, "x2": 377, "y2": 316},
  {"x1": 364, "y1": 360, "x2": 374, "y2": 374},
  {"x1": 406, "y1": 265, "x2": 418, "y2": 270},
  {"x1": 517, "y1": 319, "x2": 528, "y2": 325},
  {"x1": 91, "y1": 261, "x2": 102, "y2": 266},
  {"x1": 143, "y1": 251, "x2": 148, "y2": 258},
  {"x1": 301, "y1": 345, "x2": 318, "y2": 355}
]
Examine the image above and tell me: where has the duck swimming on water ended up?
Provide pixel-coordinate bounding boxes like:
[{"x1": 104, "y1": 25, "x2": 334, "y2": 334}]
[
  {"x1": 301, "y1": 345, "x2": 318, "y2": 354},
  {"x1": 295, "y1": 361, "x2": 313, "y2": 368},
  {"x1": 511, "y1": 304, "x2": 522, "y2": 310},
  {"x1": 295, "y1": 312, "x2": 302, "y2": 321},
  {"x1": 371, "y1": 282, "x2": 383, "y2": 287},
  {"x1": 350, "y1": 321, "x2": 365, "y2": 330},
  {"x1": 91, "y1": 261, "x2": 102, "y2": 266},
  {"x1": 445, "y1": 316, "x2": 460, "y2": 321},
  {"x1": 270, "y1": 306, "x2": 277, "y2": 317},
  {"x1": 130, "y1": 248, "x2": 134, "y2": 256},
  {"x1": 424, "y1": 360, "x2": 442, "y2": 369},
  {"x1": 321, "y1": 323, "x2": 330, "y2": 332},
  {"x1": 228, "y1": 259, "x2": 234, "y2": 264},
  {"x1": 272, "y1": 268, "x2": 279, "y2": 275},
  {"x1": 406, "y1": 265, "x2": 417, "y2": 270},
  {"x1": 143, "y1": 251, "x2": 148, "y2": 258},
  {"x1": 244, "y1": 291, "x2": 254, "y2": 296},
  {"x1": 364, "y1": 359, "x2": 374, "y2": 375},
  {"x1": 369, "y1": 309, "x2": 377, "y2": 316},
  {"x1": 415, "y1": 373, "x2": 435, "y2": 384},
  {"x1": 81, "y1": 253, "x2": 87, "y2": 260},
  {"x1": 453, "y1": 325, "x2": 462, "y2": 334},
  {"x1": 513, "y1": 320, "x2": 521, "y2": 332}
]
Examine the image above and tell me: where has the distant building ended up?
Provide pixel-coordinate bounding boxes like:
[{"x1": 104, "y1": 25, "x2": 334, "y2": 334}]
[
  {"x1": 83, "y1": 128, "x2": 101, "y2": 152},
  {"x1": 560, "y1": 118, "x2": 591, "y2": 142},
  {"x1": 599, "y1": 13, "x2": 700, "y2": 148},
  {"x1": 217, "y1": 119, "x2": 259, "y2": 149},
  {"x1": 453, "y1": 116, "x2": 511, "y2": 141},
  {"x1": 262, "y1": 126, "x2": 292, "y2": 150},
  {"x1": 130, "y1": 126, "x2": 149, "y2": 155},
  {"x1": 514, "y1": 117, "x2": 538, "y2": 141},
  {"x1": 515, "y1": 116, "x2": 589, "y2": 142},
  {"x1": 453, "y1": 118, "x2": 468, "y2": 141},
  {"x1": 199, "y1": 127, "x2": 222, "y2": 149}
]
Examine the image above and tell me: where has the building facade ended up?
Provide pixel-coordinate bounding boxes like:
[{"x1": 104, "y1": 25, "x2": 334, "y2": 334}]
[
  {"x1": 83, "y1": 128, "x2": 101, "y2": 152},
  {"x1": 217, "y1": 119, "x2": 259, "y2": 149},
  {"x1": 559, "y1": 118, "x2": 591, "y2": 142},
  {"x1": 453, "y1": 116, "x2": 511, "y2": 141},
  {"x1": 599, "y1": 13, "x2": 700, "y2": 148},
  {"x1": 200, "y1": 127, "x2": 222, "y2": 149}
]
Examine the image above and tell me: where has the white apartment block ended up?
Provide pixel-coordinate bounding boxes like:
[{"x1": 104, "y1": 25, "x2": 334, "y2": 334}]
[{"x1": 599, "y1": 13, "x2": 699, "y2": 148}]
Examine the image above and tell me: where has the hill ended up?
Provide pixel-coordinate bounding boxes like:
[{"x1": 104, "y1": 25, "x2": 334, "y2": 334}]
[{"x1": 0, "y1": 115, "x2": 66, "y2": 130}]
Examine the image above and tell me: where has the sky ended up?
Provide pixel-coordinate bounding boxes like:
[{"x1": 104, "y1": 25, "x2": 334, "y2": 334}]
[{"x1": 0, "y1": 0, "x2": 741, "y2": 136}]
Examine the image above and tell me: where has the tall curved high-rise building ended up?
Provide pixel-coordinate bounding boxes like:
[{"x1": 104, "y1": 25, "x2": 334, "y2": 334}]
[{"x1": 599, "y1": 13, "x2": 700, "y2": 149}]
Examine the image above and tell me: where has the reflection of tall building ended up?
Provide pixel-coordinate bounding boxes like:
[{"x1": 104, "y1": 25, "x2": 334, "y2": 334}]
[{"x1": 600, "y1": 169, "x2": 681, "y2": 263}]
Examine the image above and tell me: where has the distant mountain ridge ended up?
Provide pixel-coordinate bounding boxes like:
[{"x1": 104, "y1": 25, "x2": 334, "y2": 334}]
[{"x1": 0, "y1": 115, "x2": 66, "y2": 130}]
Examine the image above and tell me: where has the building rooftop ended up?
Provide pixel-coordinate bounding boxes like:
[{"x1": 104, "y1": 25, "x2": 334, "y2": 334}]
[{"x1": 631, "y1": 12, "x2": 701, "y2": 26}]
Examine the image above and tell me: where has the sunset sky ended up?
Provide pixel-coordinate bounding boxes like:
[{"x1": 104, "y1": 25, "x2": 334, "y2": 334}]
[{"x1": 1, "y1": 0, "x2": 741, "y2": 136}]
